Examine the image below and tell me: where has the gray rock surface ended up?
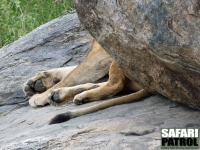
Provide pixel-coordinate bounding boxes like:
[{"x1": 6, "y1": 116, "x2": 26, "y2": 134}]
[
  {"x1": 0, "y1": 12, "x2": 200, "y2": 150},
  {"x1": 0, "y1": 11, "x2": 92, "y2": 106},
  {"x1": 74, "y1": 0, "x2": 200, "y2": 109},
  {"x1": 1, "y1": 95, "x2": 200, "y2": 150}
]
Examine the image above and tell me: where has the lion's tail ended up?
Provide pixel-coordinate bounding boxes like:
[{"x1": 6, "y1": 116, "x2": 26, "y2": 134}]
[{"x1": 49, "y1": 89, "x2": 150, "y2": 125}]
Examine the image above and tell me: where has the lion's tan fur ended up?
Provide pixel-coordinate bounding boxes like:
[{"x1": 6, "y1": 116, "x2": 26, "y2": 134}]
[{"x1": 23, "y1": 40, "x2": 150, "y2": 124}]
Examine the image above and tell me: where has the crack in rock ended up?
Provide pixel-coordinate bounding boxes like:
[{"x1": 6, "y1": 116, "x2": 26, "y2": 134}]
[
  {"x1": 71, "y1": 129, "x2": 95, "y2": 140},
  {"x1": 120, "y1": 128, "x2": 155, "y2": 136}
]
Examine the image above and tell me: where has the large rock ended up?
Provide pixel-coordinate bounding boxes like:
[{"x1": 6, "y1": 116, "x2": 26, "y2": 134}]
[
  {"x1": 0, "y1": 12, "x2": 200, "y2": 150},
  {"x1": 74, "y1": 0, "x2": 200, "y2": 109}
]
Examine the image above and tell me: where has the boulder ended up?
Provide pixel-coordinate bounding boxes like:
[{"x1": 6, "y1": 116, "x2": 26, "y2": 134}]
[
  {"x1": 74, "y1": 0, "x2": 200, "y2": 109},
  {"x1": 0, "y1": 12, "x2": 200, "y2": 149}
]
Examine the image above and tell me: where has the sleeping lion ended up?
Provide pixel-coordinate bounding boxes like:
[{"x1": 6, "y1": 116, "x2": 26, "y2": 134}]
[{"x1": 23, "y1": 40, "x2": 150, "y2": 124}]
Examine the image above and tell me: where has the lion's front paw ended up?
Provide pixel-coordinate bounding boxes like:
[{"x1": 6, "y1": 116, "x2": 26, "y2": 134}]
[
  {"x1": 23, "y1": 71, "x2": 61, "y2": 97},
  {"x1": 29, "y1": 93, "x2": 49, "y2": 107},
  {"x1": 29, "y1": 95, "x2": 37, "y2": 107},
  {"x1": 73, "y1": 97, "x2": 84, "y2": 105},
  {"x1": 48, "y1": 88, "x2": 73, "y2": 106},
  {"x1": 24, "y1": 79, "x2": 47, "y2": 97},
  {"x1": 73, "y1": 94, "x2": 90, "y2": 105},
  {"x1": 48, "y1": 90, "x2": 62, "y2": 106}
]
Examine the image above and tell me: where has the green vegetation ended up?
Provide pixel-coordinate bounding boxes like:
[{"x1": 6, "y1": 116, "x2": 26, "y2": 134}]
[{"x1": 0, "y1": 0, "x2": 73, "y2": 48}]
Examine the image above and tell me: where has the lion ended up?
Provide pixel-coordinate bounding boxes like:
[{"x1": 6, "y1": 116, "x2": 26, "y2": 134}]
[{"x1": 23, "y1": 40, "x2": 151, "y2": 124}]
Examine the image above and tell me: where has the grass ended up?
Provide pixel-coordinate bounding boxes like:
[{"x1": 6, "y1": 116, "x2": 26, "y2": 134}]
[{"x1": 0, "y1": 0, "x2": 73, "y2": 48}]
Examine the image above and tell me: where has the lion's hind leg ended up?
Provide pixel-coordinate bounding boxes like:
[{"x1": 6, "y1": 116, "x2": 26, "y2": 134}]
[
  {"x1": 23, "y1": 66, "x2": 76, "y2": 96},
  {"x1": 73, "y1": 61, "x2": 126, "y2": 105}
]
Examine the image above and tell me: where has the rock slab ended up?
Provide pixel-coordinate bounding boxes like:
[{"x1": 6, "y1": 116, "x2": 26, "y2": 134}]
[{"x1": 74, "y1": 0, "x2": 200, "y2": 109}]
